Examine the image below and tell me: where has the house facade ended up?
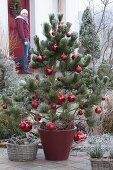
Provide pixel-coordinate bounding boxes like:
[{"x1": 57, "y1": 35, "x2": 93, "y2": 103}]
[{"x1": 0, "y1": 0, "x2": 79, "y2": 58}]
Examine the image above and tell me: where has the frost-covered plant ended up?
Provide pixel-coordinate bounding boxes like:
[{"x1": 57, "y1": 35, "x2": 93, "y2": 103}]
[{"x1": 88, "y1": 144, "x2": 103, "y2": 158}]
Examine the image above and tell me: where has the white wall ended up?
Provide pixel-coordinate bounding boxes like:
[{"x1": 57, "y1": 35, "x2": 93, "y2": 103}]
[
  {"x1": 0, "y1": 0, "x2": 9, "y2": 52},
  {"x1": 61, "y1": 0, "x2": 79, "y2": 33},
  {"x1": 30, "y1": 0, "x2": 58, "y2": 48}
]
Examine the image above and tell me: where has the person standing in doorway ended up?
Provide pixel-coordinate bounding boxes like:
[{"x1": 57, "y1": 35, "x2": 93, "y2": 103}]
[{"x1": 15, "y1": 9, "x2": 32, "y2": 74}]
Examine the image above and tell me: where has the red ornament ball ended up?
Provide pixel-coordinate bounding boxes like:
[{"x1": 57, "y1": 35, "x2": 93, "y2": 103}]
[
  {"x1": 47, "y1": 123, "x2": 56, "y2": 130},
  {"x1": 19, "y1": 122, "x2": 26, "y2": 129},
  {"x1": 52, "y1": 44, "x2": 58, "y2": 51},
  {"x1": 78, "y1": 110, "x2": 84, "y2": 116},
  {"x1": 75, "y1": 65, "x2": 82, "y2": 73},
  {"x1": 32, "y1": 101, "x2": 39, "y2": 109},
  {"x1": 32, "y1": 94, "x2": 37, "y2": 100},
  {"x1": 102, "y1": 96, "x2": 105, "y2": 101},
  {"x1": 74, "y1": 131, "x2": 86, "y2": 142},
  {"x1": 57, "y1": 93, "x2": 65, "y2": 105},
  {"x1": 2, "y1": 104, "x2": 7, "y2": 109},
  {"x1": 61, "y1": 54, "x2": 67, "y2": 61},
  {"x1": 66, "y1": 32, "x2": 71, "y2": 37},
  {"x1": 95, "y1": 106, "x2": 102, "y2": 114},
  {"x1": 68, "y1": 94, "x2": 76, "y2": 102},
  {"x1": 22, "y1": 122, "x2": 32, "y2": 132},
  {"x1": 34, "y1": 114, "x2": 41, "y2": 121},
  {"x1": 50, "y1": 103, "x2": 56, "y2": 109},
  {"x1": 37, "y1": 55, "x2": 43, "y2": 62},
  {"x1": 52, "y1": 31, "x2": 56, "y2": 36},
  {"x1": 72, "y1": 54, "x2": 77, "y2": 60},
  {"x1": 45, "y1": 67, "x2": 53, "y2": 76}
]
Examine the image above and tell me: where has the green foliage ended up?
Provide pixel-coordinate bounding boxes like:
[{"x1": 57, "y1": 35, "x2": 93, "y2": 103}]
[
  {"x1": 79, "y1": 7, "x2": 100, "y2": 59},
  {"x1": 88, "y1": 145, "x2": 103, "y2": 158}
]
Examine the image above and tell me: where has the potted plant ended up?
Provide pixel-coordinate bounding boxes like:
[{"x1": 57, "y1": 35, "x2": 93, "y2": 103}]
[
  {"x1": 7, "y1": 133, "x2": 39, "y2": 161},
  {"x1": 88, "y1": 144, "x2": 113, "y2": 170},
  {"x1": 2, "y1": 13, "x2": 108, "y2": 161}
]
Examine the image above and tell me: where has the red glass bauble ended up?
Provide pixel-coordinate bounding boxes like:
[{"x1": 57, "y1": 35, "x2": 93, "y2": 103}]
[
  {"x1": 61, "y1": 54, "x2": 67, "y2": 61},
  {"x1": 19, "y1": 122, "x2": 26, "y2": 129},
  {"x1": 52, "y1": 31, "x2": 56, "y2": 36},
  {"x1": 50, "y1": 103, "x2": 56, "y2": 109},
  {"x1": 47, "y1": 123, "x2": 56, "y2": 130},
  {"x1": 68, "y1": 94, "x2": 76, "y2": 102},
  {"x1": 102, "y1": 96, "x2": 105, "y2": 101},
  {"x1": 45, "y1": 67, "x2": 53, "y2": 76},
  {"x1": 75, "y1": 65, "x2": 82, "y2": 73},
  {"x1": 37, "y1": 55, "x2": 43, "y2": 62},
  {"x1": 32, "y1": 101, "x2": 39, "y2": 109},
  {"x1": 72, "y1": 54, "x2": 77, "y2": 60},
  {"x1": 32, "y1": 94, "x2": 37, "y2": 100},
  {"x1": 2, "y1": 104, "x2": 7, "y2": 109},
  {"x1": 74, "y1": 131, "x2": 86, "y2": 142},
  {"x1": 57, "y1": 93, "x2": 65, "y2": 105},
  {"x1": 52, "y1": 44, "x2": 58, "y2": 51},
  {"x1": 95, "y1": 106, "x2": 102, "y2": 114},
  {"x1": 66, "y1": 32, "x2": 71, "y2": 37},
  {"x1": 20, "y1": 113, "x2": 25, "y2": 119},
  {"x1": 78, "y1": 110, "x2": 84, "y2": 115}
]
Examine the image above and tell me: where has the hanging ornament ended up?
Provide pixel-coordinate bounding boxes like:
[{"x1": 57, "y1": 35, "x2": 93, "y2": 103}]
[
  {"x1": 78, "y1": 110, "x2": 84, "y2": 116},
  {"x1": 66, "y1": 32, "x2": 71, "y2": 37},
  {"x1": 102, "y1": 96, "x2": 105, "y2": 101},
  {"x1": 61, "y1": 54, "x2": 67, "y2": 61},
  {"x1": 72, "y1": 54, "x2": 77, "y2": 60},
  {"x1": 95, "y1": 106, "x2": 102, "y2": 114},
  {"x1": 2, "y1": 104, "x2": 7, "y2": 109},
  {"x1": 52, "y1": 44, "x2": 58, "y2": 51},
  {"x1": 19, "y1": 122, "x2": 26, "y2": 129},
  {"x1": 75, "y1": 65, "x2": 82, "y2": 73},
  {"x1": 32, "y1": 100, "x2": 39, "y2": 109},
  {"x1": 50, "y1": 103, "x2": 56, "y2": 109},
  {"x1": 32, "y1": 94, "x2": 37, "y2": 100},
  {"x1": 57, "y1": 93, "x2": 65, "y2": 105},
  {"x1": 47, "y1": 123, "x2": 56, "y2": 130},
  {"x1": 22, "y1": 122, "x2": 32, "y2": 132},
  {"x1": 68, "y1": 94, "x2": 76, "y2": 102},
  {"x1": 74, "y1": 131, "x2": 86, "y2": 142},
  {"x1": 45, "y1": 67, "x2": 53, "y2": 76},
  {"x1": 52, "y1": 31, "x2": 56, "y2": 36},
  {"x1": 37, "y1": 55, "x2": 43, "y2": 62},
  {"x1": 34, "y1": 114, "x2": 41, "y2": 121}
]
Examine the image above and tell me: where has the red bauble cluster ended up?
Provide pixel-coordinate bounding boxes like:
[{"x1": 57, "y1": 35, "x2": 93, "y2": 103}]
[
  {"x1": 2, "y1": 104, "x2": 7, "y2": 109},
  {"x1": 75, "y1": 65, "x2": 82, "y2": 73},
  {"x1": 47, "y1": 123, "x2": 56, "y2": 130},
  {"x1": 74, "y1": 131, "x2": 86, "y2": 142},
  {"x1": 52, "y1": 44, "x2": 58, "y2": 51},
  {"x1": 19, "y1": 120, "x2": 32, "y2": 132},
  {"x1": 95, "y1": 106, "x2": 102, "y2": 114},
  {"x1": 61, "y1": 53, "x2": 67, "y2": 61},
  {"x1": 37, "y1": 55, "x2": 43, "y2": 62},
  {"x1": 68, "y1": 94, "x2": 76, "y2": 102},
  {"x1": 72, "y1": 54, "x2": 77, "y2": 60},
  {"x1": 45, "y1": 67, "x2": 53, "y2": 76},
  {"x1": 66, "y1": 32, "x2": 71, "y2": 37},
  {"x1": 32, "y1": 100, "x2": 39, "y2": 109},
  {"x1": 57, "y1": 93, "x2": 65, "y2": 105},
  {"x1": 34, "y1": 114, "x2": 41, "y2": 121},
  {"x1": 50, "y1": 103, "x2": 56, "y2": 109}
]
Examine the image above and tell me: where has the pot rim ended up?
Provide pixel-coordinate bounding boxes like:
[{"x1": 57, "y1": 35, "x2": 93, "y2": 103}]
[
  {"x1": 38, "y1": 127, "x2": 77, "y2": 132},
  {"x1": 6, "y1": 142, "x2": 39, "y2": 147}
]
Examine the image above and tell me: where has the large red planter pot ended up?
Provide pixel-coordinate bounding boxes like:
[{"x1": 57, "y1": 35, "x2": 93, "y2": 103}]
[{"x1": 38, "y1": 127, "x2": 77, "y2": 161}]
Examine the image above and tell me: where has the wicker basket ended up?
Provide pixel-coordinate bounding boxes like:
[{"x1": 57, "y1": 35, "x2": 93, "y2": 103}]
[
  {"x1": 90, "y1": 158, "x2": 113, "y2": 170},
  {"x1": 7, "y1": 143, "x2": 38, "y2": 161}
]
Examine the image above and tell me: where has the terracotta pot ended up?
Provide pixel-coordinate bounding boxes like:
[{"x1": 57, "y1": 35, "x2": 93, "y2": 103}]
[{"x1": 38, "y1": 127, "x2": 77, "y2": 161}]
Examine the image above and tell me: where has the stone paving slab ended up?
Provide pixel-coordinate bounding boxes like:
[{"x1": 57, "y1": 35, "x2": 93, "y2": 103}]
[{"x1": 0, "y1": 148, "x2": 92, "y2": 170}]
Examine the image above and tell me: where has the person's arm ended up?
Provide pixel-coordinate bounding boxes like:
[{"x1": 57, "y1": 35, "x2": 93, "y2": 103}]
[{"x1": 16, "y1": 18, "x2": 26, "y2": 42}]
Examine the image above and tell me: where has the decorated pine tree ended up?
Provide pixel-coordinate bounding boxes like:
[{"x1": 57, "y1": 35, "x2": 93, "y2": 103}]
[
  {"x1": 2, "y1": 14, "x2": 108, "y2": 134},
  {"x1": 79, "y1": 7, "x2": 100, "y2": 60}
]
